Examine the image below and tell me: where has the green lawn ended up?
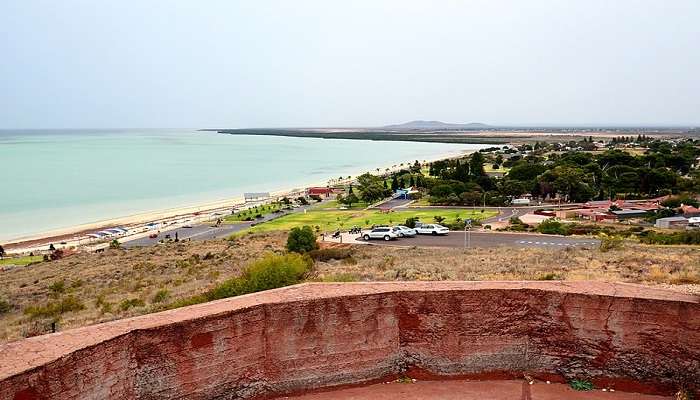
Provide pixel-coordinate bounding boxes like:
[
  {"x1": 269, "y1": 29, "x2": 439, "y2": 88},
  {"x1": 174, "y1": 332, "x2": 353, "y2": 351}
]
[
  {"x1": 311, "y1": 200, "x2": 368, "y2": 210},
  {"x1": 0, "y1": 255, "x2": 43, "y2": 267},
  {"x1": 247, "y1": 208, "x2": 496, "y2": 233},
  {"x1": 484, "y1": 163, "x2": 510, "y2": 173},
  {"x1": 224, "y1": 203, "x2": 284, "y2": 223}
]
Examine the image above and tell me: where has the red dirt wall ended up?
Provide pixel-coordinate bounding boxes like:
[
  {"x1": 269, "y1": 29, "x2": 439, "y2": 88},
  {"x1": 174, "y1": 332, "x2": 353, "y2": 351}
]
[{"x1": 0, "y1": 282, "x2": 698, "y2": 399}]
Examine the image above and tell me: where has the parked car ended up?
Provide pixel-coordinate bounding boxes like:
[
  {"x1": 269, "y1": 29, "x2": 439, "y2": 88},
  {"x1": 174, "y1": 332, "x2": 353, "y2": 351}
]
[
  {"x1": 415, "y1": 224, "x2": 449, "y2": 235},
  {"x1": 362, "y1": 227, "x2": 399, "y2": 241},
  {"x1": 393, "y1": 225, "x2": 417, "y2": 237}
]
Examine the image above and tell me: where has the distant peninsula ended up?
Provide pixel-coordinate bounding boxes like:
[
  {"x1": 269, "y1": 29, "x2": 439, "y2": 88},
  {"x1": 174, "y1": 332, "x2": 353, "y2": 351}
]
[
  {"x1": 383, "y1": 120, "x2": 492, "y2": 130},
  {"x1": 203, "y1": 121, "x2": 692, "y2": 145}
]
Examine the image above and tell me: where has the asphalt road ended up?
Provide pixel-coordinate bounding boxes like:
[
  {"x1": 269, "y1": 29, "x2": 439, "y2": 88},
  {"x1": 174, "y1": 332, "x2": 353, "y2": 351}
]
[
  {"x1": 123, "y1": 203, "x2": 319, "y2": 248},
  {"x1": 353, "y1": 231, "x2": 599, "y2": 249}
]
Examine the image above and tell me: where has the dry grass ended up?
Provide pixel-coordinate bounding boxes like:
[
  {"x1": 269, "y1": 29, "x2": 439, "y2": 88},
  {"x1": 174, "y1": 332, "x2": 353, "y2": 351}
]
[
  {"x1": 0, "y1": 232, "x2": 287, "y2": 343},
  {"x1": 1, "y1": 232, "x2": 698, "y2": 344},
  {"x1": 311, "y1": 243, "x2": 700, "y2": 292}
]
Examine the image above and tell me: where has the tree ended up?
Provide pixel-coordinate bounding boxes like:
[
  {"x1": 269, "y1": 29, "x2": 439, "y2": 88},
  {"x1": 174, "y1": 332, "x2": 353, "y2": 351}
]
[
  {"x1": 391, "y1": 175, "x2": 399, "y2": 191},
  {"x1": 469, "y1": 152, "x2": 486, "y2": 177},
  {"x1": 286, "y1": 226, "x2": 318, "y2": 253},
  {"x1": 404, "y1": 217, "x2": 418, "y2": 228},
  {"x1": 0, "y1": 244, "x2": 5, "y2": 258},
  {"x1": 356, "y1": 173, "x2": 390, "y2": 203},
  {"x1": 339, "y1": 193, "x2": 359, "y2": 208}
]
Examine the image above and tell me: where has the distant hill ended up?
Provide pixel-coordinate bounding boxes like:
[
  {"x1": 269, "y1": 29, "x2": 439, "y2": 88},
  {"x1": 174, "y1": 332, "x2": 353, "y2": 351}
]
[{"x1": 382, "y1": 120, "x2": 492, "y2": 130}]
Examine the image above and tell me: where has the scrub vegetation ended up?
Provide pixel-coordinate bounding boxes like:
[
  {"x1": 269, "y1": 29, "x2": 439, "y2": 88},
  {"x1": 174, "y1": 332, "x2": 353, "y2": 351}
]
[{"x1": 1, "y1": 231, "x2": 698, "y2": 344}]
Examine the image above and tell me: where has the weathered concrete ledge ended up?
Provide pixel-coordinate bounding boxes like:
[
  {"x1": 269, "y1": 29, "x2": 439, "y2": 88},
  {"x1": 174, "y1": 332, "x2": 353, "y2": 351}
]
[{"x1": 0, "y1": 281, "x2": 698, "y2": 399}]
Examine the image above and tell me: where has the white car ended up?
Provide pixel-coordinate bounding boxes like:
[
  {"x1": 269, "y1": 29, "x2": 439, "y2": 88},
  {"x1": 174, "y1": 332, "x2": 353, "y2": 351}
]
[
  {"x1": 393, "y1": 225, "x2": 417, "y2": 237},
  {"x1": 362, "y1": 227, "x2": 399, "y2": 241},
  {"x1": 415, "y1": 224, "x2": 449, "y2": 235}
]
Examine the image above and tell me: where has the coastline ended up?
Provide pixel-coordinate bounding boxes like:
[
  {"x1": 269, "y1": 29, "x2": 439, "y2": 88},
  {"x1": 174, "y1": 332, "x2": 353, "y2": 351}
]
[{"x1": 3, "y1": 147, "x2": 474, "y2": 252}]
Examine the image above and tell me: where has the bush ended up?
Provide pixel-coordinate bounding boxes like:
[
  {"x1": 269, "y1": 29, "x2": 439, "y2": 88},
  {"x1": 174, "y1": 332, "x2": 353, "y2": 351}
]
[
  {"x1": 599, "y1": 233, "x2": 624, "y2": 252},
  {"x1": 24, "y1": 296, "x2": 85, "y2": 319},
  {"x1": 309, "y1": 194, "x2": 322, "y2": 202},
  {"x1": 206, "y1": 253, "x2": 313, "y2": 301},
  {"x1": 638, "y1": 230, "x2": 700, "y2": 245},
  {"x1": 0, "y1": 298, "x2": 11, "y2": 314},
  {"x1": 286, "y1": 226, "x2": 318, "y2": 253},
  {"x1": 119, "y1": 298, "x2": 145, "y2": 311},
  {"x1": 536, "y1": 219, "x2": 568, "y2": 235},
  {"x1": 307, "y1": 248, "x2": 353, "y2": 262},
  {"x1": 152, "y1": 289, "x2": 170, "y2": 303},
  {"x1": 569, "y1": 379, "x2": 594, "y2": 391},
  {"x1": 109, "y1": 239, "x2": 121, "y2": 249},
  {"x1": 404, "y1": 217, "x2": 418, "y2": 228},
  {"x1": 433, "y1": 215, "x2": 445, "y2": 223},
  {"x1": 48, "y1": 280, "x2": 66, "y2": 295}
]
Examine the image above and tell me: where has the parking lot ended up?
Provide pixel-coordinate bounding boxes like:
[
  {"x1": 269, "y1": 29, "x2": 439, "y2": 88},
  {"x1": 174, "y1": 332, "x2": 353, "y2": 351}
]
[{"x1": 323, "y1": 230, "x2": 599, "y2": 249}]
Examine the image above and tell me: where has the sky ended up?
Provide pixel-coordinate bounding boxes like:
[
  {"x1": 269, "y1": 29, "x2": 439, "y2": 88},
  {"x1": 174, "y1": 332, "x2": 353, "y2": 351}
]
[{"x1": 1, "y1": 0, "x2": 699, "y2": 129}]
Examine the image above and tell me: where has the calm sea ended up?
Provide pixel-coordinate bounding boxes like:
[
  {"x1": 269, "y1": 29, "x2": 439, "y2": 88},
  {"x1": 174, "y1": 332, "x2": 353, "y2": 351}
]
[{"x1": 0, "y1": 129, "x2": 485, "y2": 241}]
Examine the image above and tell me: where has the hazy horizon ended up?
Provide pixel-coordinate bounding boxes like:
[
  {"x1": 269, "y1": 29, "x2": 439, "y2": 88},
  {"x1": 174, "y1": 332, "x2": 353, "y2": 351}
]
[{"x1": 2, "y1": 1, "x2": 699, "y2": 129}]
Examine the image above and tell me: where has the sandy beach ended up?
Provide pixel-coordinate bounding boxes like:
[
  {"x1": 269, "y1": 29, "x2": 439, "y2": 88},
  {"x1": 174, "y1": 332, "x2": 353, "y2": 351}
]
[{"x1": 3, "y1": 148, "x2": 473, "y2": 254}]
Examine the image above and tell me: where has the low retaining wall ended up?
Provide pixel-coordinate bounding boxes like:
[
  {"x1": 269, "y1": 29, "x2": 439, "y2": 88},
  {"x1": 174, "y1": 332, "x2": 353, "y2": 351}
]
[{"x1": 1, "y1": 282, "x2": 698, "y2": 399}]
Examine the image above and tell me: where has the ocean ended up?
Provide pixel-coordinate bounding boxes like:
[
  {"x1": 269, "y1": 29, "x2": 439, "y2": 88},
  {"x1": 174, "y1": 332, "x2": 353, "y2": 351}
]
[{"x1": 0, "y1": 129, "x2": 486, "y2": 241}]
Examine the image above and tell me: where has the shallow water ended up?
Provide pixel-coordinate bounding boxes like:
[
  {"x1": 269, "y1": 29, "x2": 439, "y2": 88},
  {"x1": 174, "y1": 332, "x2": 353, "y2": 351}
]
[{"x1": 0, "y1": 129, "x2": 485, "y2": 241}]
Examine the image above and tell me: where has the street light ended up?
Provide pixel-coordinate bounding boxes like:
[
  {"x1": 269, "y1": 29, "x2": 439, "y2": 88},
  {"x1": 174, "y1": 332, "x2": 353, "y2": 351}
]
[{"x1": 464, "y1": 219, "x2": 472, "y2": 250}]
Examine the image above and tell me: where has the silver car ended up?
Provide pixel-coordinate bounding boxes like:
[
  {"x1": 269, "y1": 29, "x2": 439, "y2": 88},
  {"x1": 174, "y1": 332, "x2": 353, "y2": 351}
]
[
  {"x1": 363, "y1": 227, "x2": 399, "y2": 241},
  {"x1": 393, "y1": 225, "x2": 417, "y2": 237}
]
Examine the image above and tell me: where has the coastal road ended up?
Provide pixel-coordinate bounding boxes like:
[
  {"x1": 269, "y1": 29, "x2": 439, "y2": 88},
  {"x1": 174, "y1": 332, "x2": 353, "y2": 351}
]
[
  {"x1": 123, "y1": 203, "x2": 320, "y2": 248},
  {"x1": 347, "y1": 231, "x2": 599, "y2": 249}
]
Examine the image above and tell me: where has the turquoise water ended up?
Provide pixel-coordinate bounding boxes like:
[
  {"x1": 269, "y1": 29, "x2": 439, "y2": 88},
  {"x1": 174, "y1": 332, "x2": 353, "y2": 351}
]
[{"x1": 0, "y1": 129, "x2": 484, "y2": 241}]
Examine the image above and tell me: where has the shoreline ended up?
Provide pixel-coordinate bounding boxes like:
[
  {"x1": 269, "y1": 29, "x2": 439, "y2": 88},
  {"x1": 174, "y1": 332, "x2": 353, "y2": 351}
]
[{"x1": 3, "y1": 147, "x2": 474, "y2": 252}]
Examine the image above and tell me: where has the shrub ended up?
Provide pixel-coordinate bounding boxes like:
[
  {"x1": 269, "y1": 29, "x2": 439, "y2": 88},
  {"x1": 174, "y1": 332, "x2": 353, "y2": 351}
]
[
  {"x1": 206, "y1": 253, "x2": 313, "y2": 301},
  {"x1": 152, "y1": 289, "x2": 170, "y2": 303},
  {"x1": 309, "y1": 194, "x2": 322, "y2": 202},
  {"x1": 433, "y1": 215, "x2": 445, "y2": 223},
  {"x1": 319, "y1": 273, "x2": 359, "y2": 282},
  {"x1": 569, "y1": 379, "x2": 594, "y2": 391},
  {"x1": 0, "y1": 298, "x2": 11, "y2": 314},
  {"x1": 599, "y1": 234, "x2": 624, "y2": 252},
  {"x1": 307, "y1": 248, "x2": 353, "y2": 262},
  {"x1": 638, "y1": 230, "x2": 700, "y2": 245},
  {"x1": 48, "y1": 280, "x2": 66, "y2": 295},
  {"x1": 24, "y1": 296, "x2": 85, "y2": 319},
  {"x1": 109, "y1": 239, "x2": 121, "y2": 249},
  {"x1": 119, "y1": 298, "x2": 145, "y2": 311},
  {"x1": 286, "y1": 226, "x2": 318, "y2": 253},
  {"x1": 404, "y1": 217, "x2": 418, "y2": 228},
  {"x1": 536, "y1": 219, "x2": 568, "y2": 235}
]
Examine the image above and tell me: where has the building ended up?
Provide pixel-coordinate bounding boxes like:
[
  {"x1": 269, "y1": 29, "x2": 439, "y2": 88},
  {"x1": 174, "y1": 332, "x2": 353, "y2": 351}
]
[
  {"x1": 307, "y1": 187, "x2": 333, "y2": 197},
  {"x1": 655, "y1": 216, "x2": 688, "y2": 229},
  {"x1": 681, "y1": 204, "x2": 700, "y2": 217},
  {"x1": 611, "y1": 209, "x2": 649, "y2": 220}
]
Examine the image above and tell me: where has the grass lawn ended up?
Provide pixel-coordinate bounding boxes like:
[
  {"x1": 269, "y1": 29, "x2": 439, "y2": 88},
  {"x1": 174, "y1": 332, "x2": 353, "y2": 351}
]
[
  {"x1": 0, "y1": 255, "x2": 43, "y2": 267},
  {"x1": 224, "y1": 203, "x2": 284, "y2": 223},
  {"x1": 247, "y1": 208, "x2": 496, "y2": 233},
  {"x1": 484, "y1": 163, "x2": 510, "y2": 173},
  {"x1": 311, "y1": 200, "x2": 368, "y2": 210}
]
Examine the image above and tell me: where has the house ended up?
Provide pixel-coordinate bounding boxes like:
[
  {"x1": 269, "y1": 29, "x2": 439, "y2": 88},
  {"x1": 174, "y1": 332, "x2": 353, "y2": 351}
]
[
  {"x1": 680, "y1": 204, "x2": 700, "y2": 217},
  {"x1": 655, "y1": 216, "x2": 688, "y2": 229},
  {"x1": 307, "y1": 187, "x2": 333, "y2": 198}
]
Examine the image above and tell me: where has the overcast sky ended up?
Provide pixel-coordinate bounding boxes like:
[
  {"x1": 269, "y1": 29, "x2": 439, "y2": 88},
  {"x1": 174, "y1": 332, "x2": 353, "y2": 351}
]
[{"x1": 1, "y1": 0, "x2": 699, "y2": 129}]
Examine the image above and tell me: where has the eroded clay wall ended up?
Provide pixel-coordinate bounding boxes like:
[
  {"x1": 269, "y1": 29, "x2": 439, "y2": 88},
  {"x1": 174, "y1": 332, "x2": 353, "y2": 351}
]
[{"x1": 0, "y1": 282, "x2": 698, "y2": 400}]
